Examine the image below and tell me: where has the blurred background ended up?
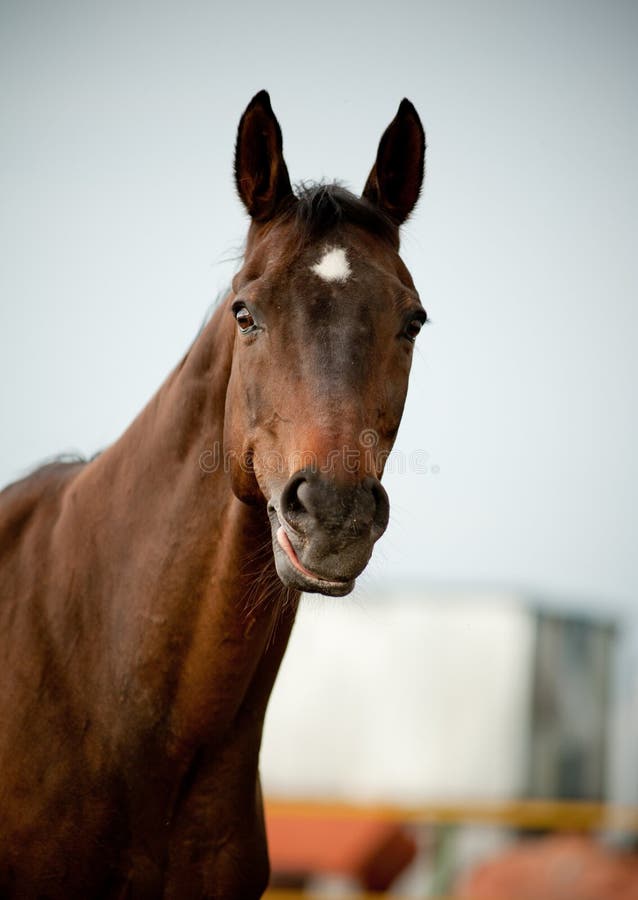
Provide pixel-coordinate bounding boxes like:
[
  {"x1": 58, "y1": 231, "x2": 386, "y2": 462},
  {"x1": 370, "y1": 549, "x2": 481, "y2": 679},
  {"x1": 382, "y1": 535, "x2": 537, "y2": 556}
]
[{"x1": 1, "y1": 1, "x2": 637, "y2": 896}]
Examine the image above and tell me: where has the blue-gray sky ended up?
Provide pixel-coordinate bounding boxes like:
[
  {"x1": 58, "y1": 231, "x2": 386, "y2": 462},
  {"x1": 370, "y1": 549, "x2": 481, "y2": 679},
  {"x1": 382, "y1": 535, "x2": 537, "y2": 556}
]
[{"x1": 1, "y1": 0, "x2": 637, "y2": 610}]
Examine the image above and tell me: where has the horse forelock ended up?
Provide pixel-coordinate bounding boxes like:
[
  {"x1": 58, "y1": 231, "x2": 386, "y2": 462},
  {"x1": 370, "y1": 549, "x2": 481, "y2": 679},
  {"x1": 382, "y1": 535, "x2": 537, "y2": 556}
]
[{"x1": 275, "y1": 182, "x2": 399, "y2": 249}]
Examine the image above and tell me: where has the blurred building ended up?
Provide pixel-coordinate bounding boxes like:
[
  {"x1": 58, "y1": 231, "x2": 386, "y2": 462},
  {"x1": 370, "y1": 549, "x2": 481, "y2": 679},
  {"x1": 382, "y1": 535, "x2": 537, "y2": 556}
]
[
  {"x1": 261, "y1": 589, "x2": 617, "y2": 805},
  {"x1": 528, "y1": 612, "x2": 615, "y2": 801}
]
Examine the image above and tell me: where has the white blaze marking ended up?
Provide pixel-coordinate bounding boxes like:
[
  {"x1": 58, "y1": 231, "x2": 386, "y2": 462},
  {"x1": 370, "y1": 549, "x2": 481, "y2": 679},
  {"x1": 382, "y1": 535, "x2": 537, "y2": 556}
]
[{"x1": 311, "y1": 246, "x2": 351, "y2": 283}]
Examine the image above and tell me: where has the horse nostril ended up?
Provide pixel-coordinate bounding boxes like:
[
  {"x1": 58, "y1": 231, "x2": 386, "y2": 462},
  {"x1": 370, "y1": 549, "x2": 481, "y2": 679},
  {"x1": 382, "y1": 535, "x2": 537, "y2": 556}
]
[
  {"x1": 280, "y1": 471, "x2": 311, "y2": 527},
  {"x1": 295, "y1": 480, "x2": 316, "y2": 516},
  {"x1": 363, "y1": 476, "x2": 390, "y2": 535}
]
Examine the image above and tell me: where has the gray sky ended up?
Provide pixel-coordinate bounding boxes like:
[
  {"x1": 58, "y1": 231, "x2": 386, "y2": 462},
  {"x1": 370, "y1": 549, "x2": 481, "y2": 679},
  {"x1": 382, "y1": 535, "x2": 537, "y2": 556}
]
[{"x1": 1, "y1": 0, "x2": 637, "y2": 611}]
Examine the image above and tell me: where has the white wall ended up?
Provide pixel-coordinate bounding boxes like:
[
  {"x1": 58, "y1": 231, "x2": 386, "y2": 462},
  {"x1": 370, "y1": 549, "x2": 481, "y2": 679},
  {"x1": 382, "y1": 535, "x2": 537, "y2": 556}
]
[{"x1": 261, "y1": 592, "x2": 535, "y2": 802}]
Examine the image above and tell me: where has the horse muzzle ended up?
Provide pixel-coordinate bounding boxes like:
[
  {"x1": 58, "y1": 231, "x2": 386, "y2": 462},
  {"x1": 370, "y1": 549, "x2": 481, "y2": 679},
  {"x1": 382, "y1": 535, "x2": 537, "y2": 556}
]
[{"x1": 267, "y1": 468, "x2": 390, "y2": 596}]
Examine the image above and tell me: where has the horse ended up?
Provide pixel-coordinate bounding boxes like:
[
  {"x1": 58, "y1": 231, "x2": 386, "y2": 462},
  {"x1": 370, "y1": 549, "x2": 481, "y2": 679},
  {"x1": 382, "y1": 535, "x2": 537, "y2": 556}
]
[{"x1": 0, "y1": 90, "x2": 426, "y2": 899}]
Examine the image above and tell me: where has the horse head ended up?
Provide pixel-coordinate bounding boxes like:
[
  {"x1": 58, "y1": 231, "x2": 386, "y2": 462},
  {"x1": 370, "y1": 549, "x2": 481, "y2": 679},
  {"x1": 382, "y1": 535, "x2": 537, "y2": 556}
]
[{"x1": 225, "y1": 91, "x2": 426, "y2": 596}]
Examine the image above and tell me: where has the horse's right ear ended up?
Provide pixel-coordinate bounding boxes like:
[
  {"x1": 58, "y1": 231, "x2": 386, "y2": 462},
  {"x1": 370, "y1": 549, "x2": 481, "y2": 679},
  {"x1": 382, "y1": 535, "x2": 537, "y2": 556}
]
[{"x1": 234, "y1": 90, "x2": 294, "y2": 223}]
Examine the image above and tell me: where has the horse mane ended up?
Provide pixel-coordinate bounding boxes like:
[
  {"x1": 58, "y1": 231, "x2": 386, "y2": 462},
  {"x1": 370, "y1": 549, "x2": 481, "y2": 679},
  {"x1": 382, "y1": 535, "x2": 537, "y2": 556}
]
[
  {"x1": 280, "y1": 182, "x2": 398, "y2": 247},
  {"x1": 5, "y1": 452, "x2": 100, "y2": 494}
]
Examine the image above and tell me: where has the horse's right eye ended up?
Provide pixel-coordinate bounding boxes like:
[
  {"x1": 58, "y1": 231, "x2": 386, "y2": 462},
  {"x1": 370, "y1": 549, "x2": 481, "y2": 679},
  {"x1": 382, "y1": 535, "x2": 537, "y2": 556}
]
[
  {"x1": 234, "y1": 306, "x2": 256, "y2": 333},
  {"x1": 405, "y1": 319, "x2": 423, "y2": 341}
]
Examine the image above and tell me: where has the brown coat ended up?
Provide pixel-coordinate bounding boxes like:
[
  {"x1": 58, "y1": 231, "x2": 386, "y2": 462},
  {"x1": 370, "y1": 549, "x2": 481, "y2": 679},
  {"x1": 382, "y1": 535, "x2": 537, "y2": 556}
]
[{"x1": 0, "y1": 90, "x2": 426, "y2": 898}]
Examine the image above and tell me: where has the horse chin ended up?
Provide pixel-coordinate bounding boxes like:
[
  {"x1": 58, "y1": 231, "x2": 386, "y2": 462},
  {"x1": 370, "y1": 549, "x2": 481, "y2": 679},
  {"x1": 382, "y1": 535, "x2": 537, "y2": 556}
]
[
  {"x1": 273, "y1": 549, "x2": 356, "y2": 597},
  {"x1": 270, "y1": 523, "x2": 357, "y2": 597}
]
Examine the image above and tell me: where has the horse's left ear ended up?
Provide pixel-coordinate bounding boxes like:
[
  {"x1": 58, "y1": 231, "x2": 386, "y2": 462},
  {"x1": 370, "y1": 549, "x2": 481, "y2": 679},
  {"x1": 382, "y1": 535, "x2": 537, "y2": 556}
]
[
  {"x1": 362, "y1": 99, "x2": 425, "y2": 226},
  {"x1": 234, "y1": 90, "x2": 294, "y2": 223}
]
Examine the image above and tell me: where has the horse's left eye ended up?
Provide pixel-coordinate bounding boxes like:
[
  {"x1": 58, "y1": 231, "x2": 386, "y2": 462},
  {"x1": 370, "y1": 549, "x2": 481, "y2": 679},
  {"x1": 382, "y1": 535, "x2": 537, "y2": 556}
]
[
  {"x1": 405, "y1": 318, "x2": 424, "y2": 342},
  {"x1": 234, "y1": 306, "x2": 255, "y2": 333}
]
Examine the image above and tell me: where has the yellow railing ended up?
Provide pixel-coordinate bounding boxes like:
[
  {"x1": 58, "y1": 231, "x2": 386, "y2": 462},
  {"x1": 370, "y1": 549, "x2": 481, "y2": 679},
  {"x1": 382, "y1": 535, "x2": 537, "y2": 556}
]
[
  {"x1": 265, "y1": 893, "x2": 454, "y2": 900},
  {"x1": 265, "y1": 796, "x2": 638, "y2": 832}
]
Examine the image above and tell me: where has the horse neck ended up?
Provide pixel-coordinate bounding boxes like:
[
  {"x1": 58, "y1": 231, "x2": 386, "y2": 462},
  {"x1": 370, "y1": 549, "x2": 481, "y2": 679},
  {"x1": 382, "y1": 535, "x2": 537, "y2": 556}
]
[{"x1": 76, "y1": 301, "x2": 296, "y2": 749}]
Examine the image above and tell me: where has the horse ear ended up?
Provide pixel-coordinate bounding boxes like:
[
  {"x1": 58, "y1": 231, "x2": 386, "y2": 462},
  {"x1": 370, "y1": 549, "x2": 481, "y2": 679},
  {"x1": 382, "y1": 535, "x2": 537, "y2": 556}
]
[
  {"x1": 234, "y1": 90, "x2": 294, "y2": 223},
  {"x1": 362, "y1": 99, "x2": 425, "y2": 226}
]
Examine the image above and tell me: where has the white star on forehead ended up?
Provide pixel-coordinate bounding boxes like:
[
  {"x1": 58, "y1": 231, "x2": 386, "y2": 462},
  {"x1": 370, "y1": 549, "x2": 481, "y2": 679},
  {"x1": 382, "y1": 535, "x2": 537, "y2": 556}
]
[{"x1": 310, "y1": 246, "x2": 351, "y2": 283}]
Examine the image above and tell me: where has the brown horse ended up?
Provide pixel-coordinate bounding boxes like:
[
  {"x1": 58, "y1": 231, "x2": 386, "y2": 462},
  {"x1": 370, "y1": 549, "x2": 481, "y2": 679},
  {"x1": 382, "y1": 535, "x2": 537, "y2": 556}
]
[{"x1": 0, "y1": 91, "x2": 426, "y2": 898}]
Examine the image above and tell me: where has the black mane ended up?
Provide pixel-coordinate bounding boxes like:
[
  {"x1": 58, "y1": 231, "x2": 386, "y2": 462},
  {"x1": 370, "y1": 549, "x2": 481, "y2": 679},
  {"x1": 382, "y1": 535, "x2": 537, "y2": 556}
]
[{"x1": 279, "y1": 182, "x2": 399, "y2": 247}]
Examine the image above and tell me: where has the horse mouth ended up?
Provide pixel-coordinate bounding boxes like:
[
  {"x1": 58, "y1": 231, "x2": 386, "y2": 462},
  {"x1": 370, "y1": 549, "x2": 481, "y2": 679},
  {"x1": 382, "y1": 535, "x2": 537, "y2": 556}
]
[{"x1": 271, "y1": 521, "x2": 355, "y2": 597}]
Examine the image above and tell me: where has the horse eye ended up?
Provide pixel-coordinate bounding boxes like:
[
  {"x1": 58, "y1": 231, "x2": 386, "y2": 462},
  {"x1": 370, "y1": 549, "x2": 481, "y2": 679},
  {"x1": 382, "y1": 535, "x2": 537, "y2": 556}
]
[
  {"x1": 405, "y1": 318, "x2": 423, "y2": 341},
  {"x1": 234, "y1": 306, "x2": 255, "y2": 333}
]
